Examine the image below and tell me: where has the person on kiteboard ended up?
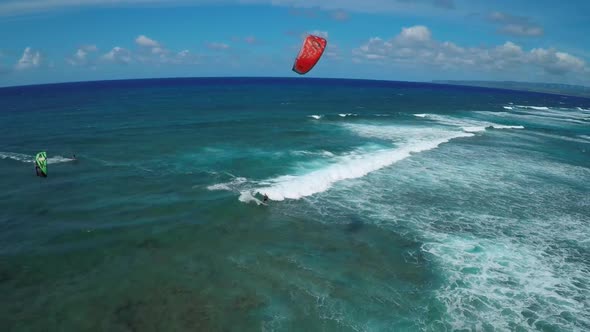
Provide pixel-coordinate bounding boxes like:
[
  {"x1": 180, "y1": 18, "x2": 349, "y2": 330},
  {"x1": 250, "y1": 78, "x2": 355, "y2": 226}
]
[
  {"x1": 34, "y1": 160, "x2": 46, "y2": 177},
  {"x1": 263, "y1": 194, "x2": 269, "y2": 203}
]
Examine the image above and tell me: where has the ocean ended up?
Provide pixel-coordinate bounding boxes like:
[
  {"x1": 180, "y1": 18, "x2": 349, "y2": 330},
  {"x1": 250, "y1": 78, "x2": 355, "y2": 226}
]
[{"x1": 0, "y1": 77, "x2": 589, "y2": 331}]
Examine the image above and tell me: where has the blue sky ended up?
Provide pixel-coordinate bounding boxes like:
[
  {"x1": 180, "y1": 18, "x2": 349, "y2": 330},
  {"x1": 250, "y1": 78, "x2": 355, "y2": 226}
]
[{"x1": 0, "y1": 0, "x2": 589, "y2": 87}]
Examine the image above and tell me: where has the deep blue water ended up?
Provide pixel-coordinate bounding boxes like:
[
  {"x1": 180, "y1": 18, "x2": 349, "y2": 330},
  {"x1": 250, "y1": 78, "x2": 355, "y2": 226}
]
[{"x1": 1, "y1": 77, "x2": 589, "y2": 331}]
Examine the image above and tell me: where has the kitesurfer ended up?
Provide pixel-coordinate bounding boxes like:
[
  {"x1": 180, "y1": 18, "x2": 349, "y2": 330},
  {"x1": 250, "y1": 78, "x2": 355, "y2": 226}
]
[
  {"x1": 263, "y1": 194, "x2": 269, "y2": 203},
  {"x1": 34, "y1": 160, "x2": 46, "y2": 177}
]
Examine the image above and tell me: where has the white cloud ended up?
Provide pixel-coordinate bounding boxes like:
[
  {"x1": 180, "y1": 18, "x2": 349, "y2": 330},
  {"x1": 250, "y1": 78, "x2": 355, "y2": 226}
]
[
  {"x1": 530, "y1": 48, "x2": 587, "y2": 75},
  {"x1": 151, "y1": 47, "x2": 168, "y2": 55},
  {"x1": 95, "y1": 35, "x2": 202, "y2": 66},
  {"x1": 135, "y1": 35, "x2": 160, "y2": 48},
  {"x1": 133, "y1": 34, "x2": 175, "y2": 63},
  {"x1": 15, "y1": 47, "x2": 42, "y2": 70},
  {"x1": 396, "y1": 25, "x2": 431, "y2": 43},
  {"x1": 102, "y1": 46, "x2": 132, "y2": 64},
  {"x1": 75, "y1": 49, "x2": 87, "y2": 60},
  {"x1": 353, "y1": 25, "x2": 588, "y2": 78},
  {"x1": 67, "y1": 44, "x2": 98, "y2": 66}
]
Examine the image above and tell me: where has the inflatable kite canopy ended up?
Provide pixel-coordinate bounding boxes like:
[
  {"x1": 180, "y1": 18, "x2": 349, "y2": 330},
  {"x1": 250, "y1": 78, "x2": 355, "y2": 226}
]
[
  {"x1": 292, "y1": 34, "x2": 327, "y2": 75},
  {"x1": 35, "y1": 151, "x2": 47, "y2": 175}
]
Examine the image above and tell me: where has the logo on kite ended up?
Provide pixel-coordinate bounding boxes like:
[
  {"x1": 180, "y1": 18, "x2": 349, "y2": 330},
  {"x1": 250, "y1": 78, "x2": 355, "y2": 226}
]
[{"x1": 292, "y1": 34, "x2": 327, "y2": 75}]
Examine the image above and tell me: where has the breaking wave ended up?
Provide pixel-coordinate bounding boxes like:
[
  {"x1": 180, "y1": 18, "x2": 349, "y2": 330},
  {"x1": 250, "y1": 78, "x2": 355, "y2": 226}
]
[{"x1": 245, "y1": 125, "x2": 473, "y2": 201}]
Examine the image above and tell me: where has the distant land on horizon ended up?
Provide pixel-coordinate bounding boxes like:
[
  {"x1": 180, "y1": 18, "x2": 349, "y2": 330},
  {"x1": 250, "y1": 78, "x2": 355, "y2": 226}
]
[{"x1": 433, "y1": 80, "x2": 590, "y2": 99}]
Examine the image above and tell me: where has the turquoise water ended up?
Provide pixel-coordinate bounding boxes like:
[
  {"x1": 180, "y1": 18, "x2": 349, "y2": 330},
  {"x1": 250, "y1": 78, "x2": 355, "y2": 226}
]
[{"x1": 1, "y1": 78, "x2": 589, "y2": 331}]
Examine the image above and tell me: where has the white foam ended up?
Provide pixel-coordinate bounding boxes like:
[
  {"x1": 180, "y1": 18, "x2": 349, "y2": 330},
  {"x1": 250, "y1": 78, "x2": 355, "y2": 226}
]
[
  {"x1": 47, "y1": 156, "x2": 75, "y2": 164},
  {"x1": 207, "y1": 183, "x2": 231, "y2": 191},
  {"x1": 244, "y1": 125, "x2": 473, "y2": 201},
  {"x1": 308, "y1": 115, "x2": 322, "y2": 120},
  {"x1": 577, "y1": 107, "x2": 590, "y2": 112},
  {"x1": 413, "y1": 114, "x2": 427, "y2": 118},
  {"x1": 499, "y1": 106, "x2": 589, "y2": 125},
  {"x1": 338, "y1": 113, "x2": 357, "y2": 117},
  {"x1": 474, "y1": 111, "x2": 511, "y2": 118},
  {"x1": 523, "y1": 107, "x2": 587, "y2": 120},
  {"x1": 238, "y1": 191, "x2": 266, "y2": 205},
  {"x1": 461, "y1": 126, "x2": 487, "y2": 133},
  {"x1": 423, "y1": 234, "x2": 588, "y2": 331},
  {"x1": 414, "y1": 114, "x2": 524, "y2": 133},
  {"x1": 503, "y1": 106, "x2": 513, "y2": 110},
  {"x1": 322, "y1": 151, "x2": 335, "y2": 157},
  {"x1": 0, "y1": 152, "x2": 74, "y2": 164},
  {"x1": 489, "y1": 125, "x2": 525, "y2": 130},
  {"x1": 207, "y1": 177, "x2": 246, "y2": 191},
  {"x1": 291, "y1": 150, "x2": 335, "y2": 158},
  {"x1": 0, "y1": 152, "x2": 32, "y2": 163},
  {"x1": 515, "y1": 105, "x2": 550, "y2": 110}
]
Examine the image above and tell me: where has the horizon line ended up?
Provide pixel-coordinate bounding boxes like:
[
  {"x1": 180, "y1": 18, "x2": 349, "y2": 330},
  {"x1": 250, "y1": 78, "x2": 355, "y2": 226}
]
[
  {"x1": 1, "y1": 75, "x2": 589, "y2": 100},
  {"x1": 0, "y1": 75, "x2": 424, "y2": 89}
]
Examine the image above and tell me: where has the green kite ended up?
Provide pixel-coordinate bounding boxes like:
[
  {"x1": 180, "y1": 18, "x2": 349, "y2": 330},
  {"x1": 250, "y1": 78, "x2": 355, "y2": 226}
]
[{"x1": 35, "y1": 151, "x2": 47, "y2": 176}]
